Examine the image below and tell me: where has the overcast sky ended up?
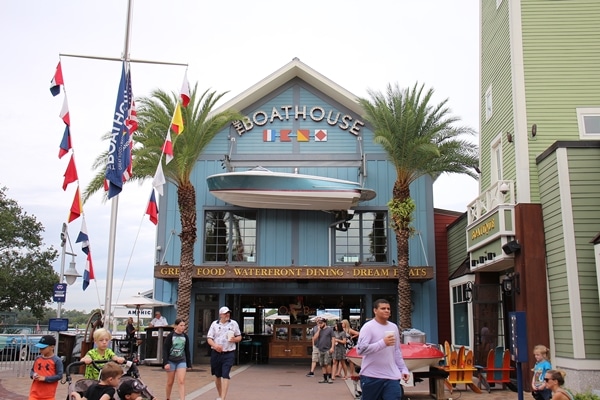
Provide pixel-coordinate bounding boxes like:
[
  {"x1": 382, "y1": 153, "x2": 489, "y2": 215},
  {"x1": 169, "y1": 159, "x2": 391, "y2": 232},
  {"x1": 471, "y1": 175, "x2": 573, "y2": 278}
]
[{"x1": 0, "y1": 0, "x2": 479, "y2": 314}]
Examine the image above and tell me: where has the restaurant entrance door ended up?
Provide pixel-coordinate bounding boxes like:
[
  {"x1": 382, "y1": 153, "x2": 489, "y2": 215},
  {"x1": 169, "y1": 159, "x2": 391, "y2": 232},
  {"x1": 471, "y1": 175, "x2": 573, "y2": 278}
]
[{"x1": 194, "y1": 293, "x2": 219, "y2": 364}]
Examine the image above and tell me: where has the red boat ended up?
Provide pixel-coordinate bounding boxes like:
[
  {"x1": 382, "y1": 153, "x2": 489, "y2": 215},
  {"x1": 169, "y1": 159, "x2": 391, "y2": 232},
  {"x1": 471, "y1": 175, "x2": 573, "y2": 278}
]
[{"x1": 346, "y1": 342, "x2": 444, "y2": 373}]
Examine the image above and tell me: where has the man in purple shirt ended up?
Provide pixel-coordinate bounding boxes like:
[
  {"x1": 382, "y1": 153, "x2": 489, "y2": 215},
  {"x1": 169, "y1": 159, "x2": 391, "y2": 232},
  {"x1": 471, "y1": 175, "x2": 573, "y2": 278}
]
[{"x1": 357, "y1": 299, "x2": 410, "y2": 400}]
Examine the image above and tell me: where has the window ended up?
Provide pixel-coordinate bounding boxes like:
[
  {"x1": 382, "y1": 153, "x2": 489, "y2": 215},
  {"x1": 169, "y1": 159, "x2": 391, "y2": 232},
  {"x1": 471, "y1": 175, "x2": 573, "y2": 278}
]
[
  {"x1": 452, "y1": 282, "x2": 472, "y2": 346},
  {"x1": 334, "y1": 211, "x2": 387, "y2": 264},
  {"x1": 485, "y1": 86, "x2": 493, "y2": 121},
  {"x1": 204, "y1": 210, "x2": 256, "y2": 262},
  {"x1": 576, "y1": 108, "x2": 600, "y2": 139},
  {"x1": 491, "y1": 134, "x2": 503, "y2": 185}
]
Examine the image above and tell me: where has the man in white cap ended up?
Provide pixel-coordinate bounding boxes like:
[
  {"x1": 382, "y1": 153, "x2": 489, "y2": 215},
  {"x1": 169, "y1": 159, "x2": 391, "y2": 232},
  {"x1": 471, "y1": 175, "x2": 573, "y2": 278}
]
[{"x1": 206, "y1": 306, "x2": 241, "y2": 400}]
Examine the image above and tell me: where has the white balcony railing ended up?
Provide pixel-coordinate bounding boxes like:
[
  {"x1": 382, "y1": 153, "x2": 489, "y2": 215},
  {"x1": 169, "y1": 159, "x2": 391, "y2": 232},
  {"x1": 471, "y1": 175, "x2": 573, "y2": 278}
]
[{"x1": 467, "y1": 180, "x2": 515, "y2": 224}]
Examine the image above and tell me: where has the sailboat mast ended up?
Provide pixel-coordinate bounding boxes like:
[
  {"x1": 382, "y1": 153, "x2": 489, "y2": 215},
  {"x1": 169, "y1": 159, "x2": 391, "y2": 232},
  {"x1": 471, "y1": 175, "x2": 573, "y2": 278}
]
[{"x1": 103, "y1": 0, "x2": 134, "y2": 329}]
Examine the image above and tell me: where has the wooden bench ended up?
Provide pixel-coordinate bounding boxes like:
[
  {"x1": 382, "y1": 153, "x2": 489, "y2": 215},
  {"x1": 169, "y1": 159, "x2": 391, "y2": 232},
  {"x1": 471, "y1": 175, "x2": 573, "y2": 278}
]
[{"x1": 442, "y1": 341, "x2": 481, "y2": 394}]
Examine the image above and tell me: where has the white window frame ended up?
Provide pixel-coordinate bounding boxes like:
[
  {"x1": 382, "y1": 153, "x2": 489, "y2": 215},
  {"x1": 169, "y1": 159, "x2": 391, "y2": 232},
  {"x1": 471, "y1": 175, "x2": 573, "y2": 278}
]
[
  {"x1": 485, "y1": 85, "x2": 493, "y2": 121},
  {"x1": 491, "y1": 134, "x2": 503, "y2": 185},
  {"x1": 576, "y1": 107, "x2": 600, "y2": 139},
  {"x1": 449, "y1": 276, "x2": 475, "y2": 347}
]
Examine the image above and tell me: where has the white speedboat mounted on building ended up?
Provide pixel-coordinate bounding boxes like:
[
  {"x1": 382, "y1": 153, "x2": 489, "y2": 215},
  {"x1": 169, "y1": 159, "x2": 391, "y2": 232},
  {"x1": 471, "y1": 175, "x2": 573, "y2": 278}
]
[{"x1": 206, "y1": 167, "x2": 376, "y2": 210}]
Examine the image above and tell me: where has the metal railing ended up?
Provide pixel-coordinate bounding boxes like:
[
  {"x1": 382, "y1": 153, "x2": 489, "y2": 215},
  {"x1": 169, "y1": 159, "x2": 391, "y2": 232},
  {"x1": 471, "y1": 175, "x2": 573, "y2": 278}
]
[
  {"x1": 0, "y1": 333, "x2": 42, "y2": 377},
  {"x1": 467, "y1": 180, "x2": 515, "y2": 224}
]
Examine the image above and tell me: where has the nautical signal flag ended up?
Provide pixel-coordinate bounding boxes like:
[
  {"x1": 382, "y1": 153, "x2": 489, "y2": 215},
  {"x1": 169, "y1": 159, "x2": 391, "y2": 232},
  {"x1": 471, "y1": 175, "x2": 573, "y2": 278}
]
[
  {"x1": 152, "y1": 162, "x2": 167, "y2": 196},
  {"x1": 83, "y1": 250, "x2": 95, "y2": 291},
  {"x1": 180, "y1": 71, "x2": 191, "y2": 108},
  {"x1": 76, "y1": 217, "x2": 90, "y2": 255},
  {"x1": 60, "y1": 97, "x2": 70, "y2": 126},
  {"x1": 68, "y1": 187, "x2": 82, "y2": 223},
  {"x1": 152, "y1": 162, "x2": 166, "y2": 196},
  {"x1": 62, "y1": 154, "x2": 78, "y2": 190},
  {"x1": 146, "y1": 189, "x2": 159, "y2": 225},
  {"x1": 163, "y1": 131, "x2": 174, "y2": 164},
  {"x1": 263, "y1": 129, "x2": 276, "y2": 142},
  {"x1": 50, "y1": 61, "x2": 64, "y2": 97},
  {"x1": 297, "y1": 129, "x2": 309, "y2": 142},
  {"x1": 58, "y1": 125, "x2": 72, "y2": 159},
  {"x1": 171, "y1": 103, "x2": 184, "y2": 134}
]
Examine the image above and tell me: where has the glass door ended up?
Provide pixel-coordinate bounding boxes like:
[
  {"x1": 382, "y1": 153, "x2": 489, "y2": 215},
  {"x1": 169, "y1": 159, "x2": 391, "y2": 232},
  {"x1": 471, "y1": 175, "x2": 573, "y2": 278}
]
[{"x1": 194, "y1": 294, "x2": 219, "y2": 364}]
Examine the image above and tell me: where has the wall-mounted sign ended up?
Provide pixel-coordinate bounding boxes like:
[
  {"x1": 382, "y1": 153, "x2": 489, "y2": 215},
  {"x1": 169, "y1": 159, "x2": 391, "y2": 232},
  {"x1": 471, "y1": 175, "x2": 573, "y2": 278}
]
[
  {"x1": 231, "y1": 105, "x2": 365, "y2": 137},
  {"x1": 155, "y1": 265, "x2": 434, "y2": 281}
]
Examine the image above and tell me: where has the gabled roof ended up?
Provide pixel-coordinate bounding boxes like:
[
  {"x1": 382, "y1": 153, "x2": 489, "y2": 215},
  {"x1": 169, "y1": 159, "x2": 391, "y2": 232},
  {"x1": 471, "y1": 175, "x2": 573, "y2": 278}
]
[{"x1": 213, "y1": 57, "x2": 364, "y2": 116}]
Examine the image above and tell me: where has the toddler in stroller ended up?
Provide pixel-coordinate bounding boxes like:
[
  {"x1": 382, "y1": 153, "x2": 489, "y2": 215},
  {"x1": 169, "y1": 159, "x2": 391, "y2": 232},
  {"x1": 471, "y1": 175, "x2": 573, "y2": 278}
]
[{"x1": 65, "y1": 359, "x2": 155, "y2": 400}]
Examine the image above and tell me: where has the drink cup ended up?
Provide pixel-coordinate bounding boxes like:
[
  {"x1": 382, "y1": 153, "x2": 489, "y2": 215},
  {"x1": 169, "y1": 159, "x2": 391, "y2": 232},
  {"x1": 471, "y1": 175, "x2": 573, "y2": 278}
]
[
  {"x1": 227, "y1": 331, "x2": 234, "y2": 340},
  {"x1": 385, "y1": 331, "x2": 395, "y2": 338}
]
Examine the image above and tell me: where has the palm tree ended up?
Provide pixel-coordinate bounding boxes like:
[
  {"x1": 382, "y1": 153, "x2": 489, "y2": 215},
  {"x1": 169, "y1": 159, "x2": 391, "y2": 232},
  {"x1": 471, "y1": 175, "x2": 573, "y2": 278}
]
[
  {"x1": 358, "y1": 83, "x2": 478, "y2": 330},
  {"x1": 84, "y1": 85, "x2": 242, "y2": 327}
]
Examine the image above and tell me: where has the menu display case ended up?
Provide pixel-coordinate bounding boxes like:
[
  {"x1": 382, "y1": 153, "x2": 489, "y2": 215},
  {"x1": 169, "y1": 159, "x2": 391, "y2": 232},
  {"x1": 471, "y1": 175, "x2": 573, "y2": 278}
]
[{"x1": 269, "y1": 324, "x2": 315, "y2": 359}]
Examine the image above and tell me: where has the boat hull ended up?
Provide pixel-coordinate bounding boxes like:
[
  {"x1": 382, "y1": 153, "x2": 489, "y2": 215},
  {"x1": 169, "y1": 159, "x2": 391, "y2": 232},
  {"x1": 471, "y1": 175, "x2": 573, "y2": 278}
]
[
  {"x1": 346, "y1": 343, "x2": 444, "y2": 373},
  {"x1": 206, "y1": 170, "x2": 375, "y2": 210}
]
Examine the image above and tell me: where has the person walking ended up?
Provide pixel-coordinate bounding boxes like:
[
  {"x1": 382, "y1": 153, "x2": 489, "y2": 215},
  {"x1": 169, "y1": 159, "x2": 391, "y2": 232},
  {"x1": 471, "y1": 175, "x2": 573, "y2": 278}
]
[
  {"x1": 544, "y1": 370, "x2": 574, "y2": 400},
  {"x1": 357, "y1": 299, "x2": 410, "y2": 400},
  {"x1": 313, "y1": 318, "x2": 335, "y2": 383},
  {"x1": 306, "y1": 319, "x2": 321, "y2": 377},
  {"x1": 163, "y1": 318, "x2": 192, "y2": 400},
  {"x1": 342, "y1": 319, "x2": 359, "y2": 377},
  {"x1": 206, "y1": 306, "x2": 242, "y2": 400},
  {"x1": 29, "y1": 335, "x2": 63, "y2": 400},
  {"x1": 332, "y1": 321, "x2": 349, "y2": 379}
]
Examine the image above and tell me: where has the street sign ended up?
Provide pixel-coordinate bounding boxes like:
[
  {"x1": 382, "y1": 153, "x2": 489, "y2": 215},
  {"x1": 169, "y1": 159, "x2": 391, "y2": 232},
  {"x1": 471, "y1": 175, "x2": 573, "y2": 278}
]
[{"x1": 53, "y1": 283, "x2": 67, "y2": 303}]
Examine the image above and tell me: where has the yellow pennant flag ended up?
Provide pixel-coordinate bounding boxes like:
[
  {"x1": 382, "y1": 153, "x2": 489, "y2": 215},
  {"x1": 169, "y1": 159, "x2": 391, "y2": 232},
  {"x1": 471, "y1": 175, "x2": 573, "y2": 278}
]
[{"x1": 170, "y1": 103, "x2": 184, "y2": 134}]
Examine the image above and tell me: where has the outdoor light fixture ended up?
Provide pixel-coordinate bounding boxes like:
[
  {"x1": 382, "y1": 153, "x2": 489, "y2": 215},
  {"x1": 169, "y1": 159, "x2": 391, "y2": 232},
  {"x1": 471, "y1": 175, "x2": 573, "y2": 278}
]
[
  {"x1": 58, "y1": 223, "x2": 80, "y2": 318},
  {"x1": 464, "y1": 281, "x2": 474, "y2": 303},
  {"x1": 502, "y1": 273, "x2": 520, "y2": 296},
  {"x1": 64, "y1": 260, "x2": 81, "y2": 285}
]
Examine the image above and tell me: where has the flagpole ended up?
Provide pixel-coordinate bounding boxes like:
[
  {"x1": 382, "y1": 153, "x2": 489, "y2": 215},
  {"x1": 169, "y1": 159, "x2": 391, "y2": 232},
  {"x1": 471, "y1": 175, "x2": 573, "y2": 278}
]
[{"x1": 103, "y1": 0, "x2": 134, "y2": 329}]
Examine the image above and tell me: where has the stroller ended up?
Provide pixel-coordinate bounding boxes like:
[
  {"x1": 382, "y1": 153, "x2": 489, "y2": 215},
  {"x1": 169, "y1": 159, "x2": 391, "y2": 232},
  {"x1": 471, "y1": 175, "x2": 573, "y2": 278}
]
[
  {"x1": 64, "y1": 359, "x2": 155, "y2": 400},
  {"x1": 115, "y1": 337, "x2": 139, "y2": 364}
]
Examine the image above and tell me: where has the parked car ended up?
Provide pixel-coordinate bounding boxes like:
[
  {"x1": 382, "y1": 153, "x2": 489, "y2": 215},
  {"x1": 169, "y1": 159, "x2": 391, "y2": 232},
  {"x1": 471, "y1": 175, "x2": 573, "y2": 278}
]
[{"x1": 0, "y1": 327, "x2": 44, "y2": 361}]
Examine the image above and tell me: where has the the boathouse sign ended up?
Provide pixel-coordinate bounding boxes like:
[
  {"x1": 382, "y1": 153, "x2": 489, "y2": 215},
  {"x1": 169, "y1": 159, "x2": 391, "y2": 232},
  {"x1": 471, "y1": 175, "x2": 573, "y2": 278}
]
[
  {"x1": 231, "y1": 105, "x2": 365, "y2": 137},
  {"x1": 155, "y1": 265, "x2": 433, "y2": 281}
]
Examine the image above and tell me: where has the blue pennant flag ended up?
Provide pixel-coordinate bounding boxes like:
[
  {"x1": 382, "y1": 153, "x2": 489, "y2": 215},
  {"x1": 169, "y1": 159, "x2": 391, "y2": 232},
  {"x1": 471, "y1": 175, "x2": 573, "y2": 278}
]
[{"x1": 105, "y1": 62, "x2": 133, "y2": 199}]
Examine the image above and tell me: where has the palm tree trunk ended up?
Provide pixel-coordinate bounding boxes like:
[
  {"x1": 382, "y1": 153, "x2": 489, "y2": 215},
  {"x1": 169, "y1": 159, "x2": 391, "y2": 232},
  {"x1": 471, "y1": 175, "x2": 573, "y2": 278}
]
[
  {"x1": 392, "y1": 183, "x2": 413, "y2": 331},
  {"x1": 175, "y1": 182, "x2": 197, "y2": 330},
  {"x1": 396, "y1": 228, "x2": 412, "y2": 330}
]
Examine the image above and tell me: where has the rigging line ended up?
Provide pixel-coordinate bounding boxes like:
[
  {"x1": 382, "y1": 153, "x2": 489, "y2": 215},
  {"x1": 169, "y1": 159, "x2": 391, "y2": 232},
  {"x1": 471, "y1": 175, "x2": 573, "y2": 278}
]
[
  {"x1": 160, "y1": 230, "x2": 177, "y2": 265},
  {"x1": 113, "y1": 210, "x2": 147, "y2": 313},
  {"x1": 417, "y1": 231, "x2": 429, "y2": 266}
]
